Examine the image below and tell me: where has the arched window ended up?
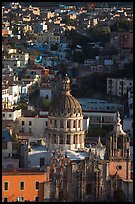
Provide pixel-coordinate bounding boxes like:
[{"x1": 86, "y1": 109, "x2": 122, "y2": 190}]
[
  {"x1": 60, "y1": 120, "x2": 64, "y2": 128},
  {"x1": 117, "y1": 136, "x2": 123, "y2": 149},
  {"x1": 67, "y1": 120, "x2": 70, "y2": 128},
  {"x1": 73, "y1": 120, "x2": 76, "y2": 128},
  {"x1": 73, "y1": 135, "x2": 77, "y2": 144},
  {"x1": 59, "y1": 135, "x2": 63, "y2": 144},
  {"x1": 54, "y1": 120, "x2": 57, "y2": 128},
  {"x1": 67, "y1": 135, "x2": 70, "y2": 144}
]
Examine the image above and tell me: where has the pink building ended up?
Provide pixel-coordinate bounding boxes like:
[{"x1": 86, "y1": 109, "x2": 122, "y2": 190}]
[{"x1": 118, "y1": 32, "x2": 133, "y2": 49}]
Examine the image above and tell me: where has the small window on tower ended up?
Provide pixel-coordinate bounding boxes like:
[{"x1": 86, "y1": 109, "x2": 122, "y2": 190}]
[{"x1": 117, "y1": 137, "x2": 123, "y2": 149}]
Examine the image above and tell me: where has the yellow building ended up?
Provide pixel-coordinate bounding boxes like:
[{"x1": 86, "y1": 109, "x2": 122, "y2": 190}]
[{"x1": 32, "y1": 7, "x2": 40, "y2": 15}]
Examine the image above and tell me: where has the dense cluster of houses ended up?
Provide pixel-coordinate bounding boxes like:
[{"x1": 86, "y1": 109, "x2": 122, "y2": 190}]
[{"x1": 2, "y1": 2, "x2": 133, "y2": 202}]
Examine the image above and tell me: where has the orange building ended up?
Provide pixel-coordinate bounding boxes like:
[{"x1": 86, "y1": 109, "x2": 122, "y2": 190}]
[
  {"x1": 2, "y1": 29, "x2": 9, "y2": 36},
  {"x1": 2, "y1": 168, "x2": 50, "y2": 202}
]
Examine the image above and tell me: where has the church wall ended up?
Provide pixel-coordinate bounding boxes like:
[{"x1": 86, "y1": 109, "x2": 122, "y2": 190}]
[{"x1": 109, "y1": 160, "x2": 131, "y2": 180}]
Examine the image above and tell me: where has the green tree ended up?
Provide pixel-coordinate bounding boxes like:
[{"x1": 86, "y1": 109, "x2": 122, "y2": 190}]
[
  {"x1": 110, "y1": 19, "x2": 133, "y2": 32},
  {"x1": 88, "y1": 25, "x2": 110, "y2": 44},
  {"x1": 51, "y1": 44, "x2": 59, "y2": 51},
  {"x1": 16, "y1": 103, "x2": 28, "y2": 110},
  {"x1": 71, "y1": 51, "x2": 85, "y2": 64},
  {"x1": 41, "y1": 98, "x2": 51, "y2": 111},
  {"x1": 66, "y1": 30, "x2": 90, "y2": 48},
  {"x1": 82, "y1": 45, "x2": 100, "y2": 59}
]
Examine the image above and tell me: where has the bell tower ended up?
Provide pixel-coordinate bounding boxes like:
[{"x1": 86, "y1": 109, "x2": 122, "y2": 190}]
[{"x1": 106, "y1": 112, "x2": 131, "y2": 180}]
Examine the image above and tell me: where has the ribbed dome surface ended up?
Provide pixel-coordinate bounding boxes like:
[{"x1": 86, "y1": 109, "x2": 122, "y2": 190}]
[{"x1": 49, "y1": 92, "x2": 83, "y2": 116}]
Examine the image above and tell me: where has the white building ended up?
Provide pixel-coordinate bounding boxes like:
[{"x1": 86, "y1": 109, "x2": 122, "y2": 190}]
[
  {"x1": 78, "y1": 98, "x2": 124, "y2": 113},
  {"x1": 2, "y1": 86, "x2": 9, "y2": 109},
  {"x1": 2, "y1": 84, "x2": 21, "y2": 109},
  {"x1": 107, "y1": 78, "x2": 133, "y2": 96},
  {"x1": 28, "y1": 144, "x2": 52, "y2": 168},
  {"x1": 18, "y1": 112, "x2": 48, "y2": 141},
  {"x1": 8, "y1": 84, "x2": 21, "y2": 105},
  {"x1": 83, "y1": 111, "x2": 116, "y2": 128},
  {"x1": 2, "y1": 109, "x2": 22, "y2": 121}
]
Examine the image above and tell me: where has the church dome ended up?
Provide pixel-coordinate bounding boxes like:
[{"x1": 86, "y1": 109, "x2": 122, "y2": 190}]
[{"x1": 49, "y1": 75, "x2": 83, "y2": 116}]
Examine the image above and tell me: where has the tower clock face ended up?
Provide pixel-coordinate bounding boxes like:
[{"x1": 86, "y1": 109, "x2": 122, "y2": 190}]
[{"x1": 116, "y1": 165, "x2": 122, "y2": 170}]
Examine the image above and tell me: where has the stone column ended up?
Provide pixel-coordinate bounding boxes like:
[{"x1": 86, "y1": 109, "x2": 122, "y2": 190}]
[
  {"x1": 64, "y1": 119, "x2": 67, "y2": 129},
  {"x1": 52, "y1": 119, "x2": 55, "y2": 128},
  {"x1": 80, "y1": 119, "x2": 83, "y2": 130},
  {"x1": 79, "y1": 134, "x2": 81, "y2": 144},
  {"x1": 70, "y1": 134, "x2": 73, "y2": 144},
  {"x1": 71, "y1": 120, "x2": 73, "y2": 129},
  {"x1": 57, "y1": 135, "x2": 59, "y2": 145},
  {"x1": 76, "y1": 120, "x2": 78, "y2": 129},
  {"x1": 57, "y1": 120, "x2": 60, "y2": 128},
  {"x1": 77, "y1": 134, "x2": 79, "y2": 144},
  {"x1": 64, "y1": 134, "x2": 66, "y2": 144}
]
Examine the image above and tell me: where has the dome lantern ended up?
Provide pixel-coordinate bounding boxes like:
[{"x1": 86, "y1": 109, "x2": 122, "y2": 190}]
[{"x1": 62, "y1": 74, "x2": 71, "y2": 94}]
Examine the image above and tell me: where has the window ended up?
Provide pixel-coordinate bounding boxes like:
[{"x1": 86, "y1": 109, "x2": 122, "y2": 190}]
[
  {"x1": 59, "y1": 135, "x2": 63, "y2": 144},
  {"x1": 73, "y1": 135, "x2": 77, "y2": 144},
  {"x1": 60, "y1": 120, "x2": 64, "y2": 128},
  {"x1": 20, "y1": 181, "x2": 24, "y2": 190},
  {"x1": 4, "y1": 182, "x2": 8, "y2": 190},
  {"x1": 9, "y1": 114, "x2": 12, "y2": 117},
  {"x1": 3, "y1": 114, "x2": 5, "y2": 117},
  {"x1": 35, "y1": 197, "x2": 39, "y2": 202},
  {"x1": 35, "y1": 181, "x2": 39, "y2": 190},
  {"x1": 22, "y1": 121, "x2": 25, "y2": 125},
  {"x1": 67, "y1": 120, "x2": 70, "y2": 128},
  {"x1": 29, "y1": 128, "x2": 32, "y2": 133},
  {"x1": 67, "y1": 135, "x2": 70, "y2": 144},
  {"x1": 117, "y1": 137, "x2": 123, "y2": 149},
  {"x1": 86, "y1": 183, "x2": 92, "y2": 194},
  {"x1": 4, "y1": 197, "x2": 8, "y2": 202},
  {"x1": 73, "y1": 120, "x2": 76, "y2": 128},
  {"x1": 20, "y1": 197, "x2": 24, "y2": 202},
  {"x1": 54, "y1": 120, "x2": 57, "y2": 128},
  {"x1": 40, "y1": 158, "x2": 45, "y2": 167},
  {"x1": 29, "y1": 121, "x2": 32, "y2": 126},
  {"x1": 45, "y1": 95, "x2": 48, "y2": 99},
  {"x1": 46, "y1": 121, "x2": 48, "y2": 126}
]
